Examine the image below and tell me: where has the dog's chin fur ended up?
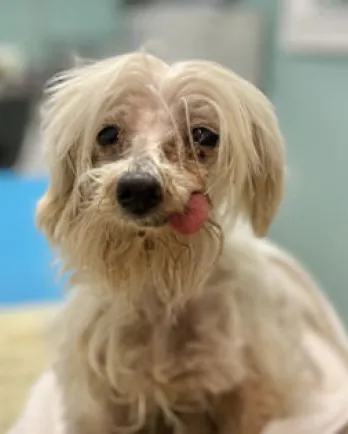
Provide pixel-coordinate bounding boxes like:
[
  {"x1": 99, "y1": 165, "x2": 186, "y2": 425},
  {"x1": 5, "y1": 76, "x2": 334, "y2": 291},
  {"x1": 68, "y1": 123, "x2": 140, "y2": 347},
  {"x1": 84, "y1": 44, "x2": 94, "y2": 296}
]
[{"x1": 11, "y1": 52, "x2": 348, "y2": 434}]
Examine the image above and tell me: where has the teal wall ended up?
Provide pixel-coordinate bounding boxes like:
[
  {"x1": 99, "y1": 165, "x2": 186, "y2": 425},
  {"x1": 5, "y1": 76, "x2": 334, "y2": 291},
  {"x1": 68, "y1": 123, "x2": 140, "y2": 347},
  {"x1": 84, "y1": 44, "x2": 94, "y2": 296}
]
[
  {"x1": 0, "y1": 0, "x2": 121, "y2": 63},
  {"x1": 247, "y1": 0, "x2": 348, "y2": 317}
]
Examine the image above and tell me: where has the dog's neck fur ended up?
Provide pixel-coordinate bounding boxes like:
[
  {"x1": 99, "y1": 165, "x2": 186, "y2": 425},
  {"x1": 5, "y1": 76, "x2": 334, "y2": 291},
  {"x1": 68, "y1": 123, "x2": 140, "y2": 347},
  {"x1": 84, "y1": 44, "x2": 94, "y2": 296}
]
[
  {"x1": 65, "y1": 218, "x2": 224, "y2": 309},
  {"x1": 58, "y1": 225, "x2": 307, "y2": 432}
]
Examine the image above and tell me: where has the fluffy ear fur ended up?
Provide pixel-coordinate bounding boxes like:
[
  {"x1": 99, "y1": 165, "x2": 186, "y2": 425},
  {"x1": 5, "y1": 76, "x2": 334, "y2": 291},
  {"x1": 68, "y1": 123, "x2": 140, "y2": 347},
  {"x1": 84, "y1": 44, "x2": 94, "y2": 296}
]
[
  {"x1": 248, "y1": 116, "x2": 284, "y2": 236},
  {"x1": 36, "y1": 153, "x2": 75, "y2": 244},
  {"x1": 36, "y1": 69, "x2": 80, "y2": 244},
  {"x1": 240, "y1": 85, "x2": 285, "y2": 237}
]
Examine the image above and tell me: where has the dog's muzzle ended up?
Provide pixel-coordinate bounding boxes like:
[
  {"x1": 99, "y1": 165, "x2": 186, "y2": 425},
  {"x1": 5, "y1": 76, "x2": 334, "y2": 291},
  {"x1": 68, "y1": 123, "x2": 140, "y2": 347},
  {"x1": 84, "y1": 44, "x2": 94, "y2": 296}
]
[{"x1": 116, "y1": 172, "x2": 163, "y2": 217}]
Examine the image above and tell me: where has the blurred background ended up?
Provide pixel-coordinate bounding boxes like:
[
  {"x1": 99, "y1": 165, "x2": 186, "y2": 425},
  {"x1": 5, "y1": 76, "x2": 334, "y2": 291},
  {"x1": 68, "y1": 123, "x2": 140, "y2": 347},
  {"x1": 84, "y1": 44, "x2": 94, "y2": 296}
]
[{"x1": 0, "y1": 0, "x2": 347, "y2": 430}]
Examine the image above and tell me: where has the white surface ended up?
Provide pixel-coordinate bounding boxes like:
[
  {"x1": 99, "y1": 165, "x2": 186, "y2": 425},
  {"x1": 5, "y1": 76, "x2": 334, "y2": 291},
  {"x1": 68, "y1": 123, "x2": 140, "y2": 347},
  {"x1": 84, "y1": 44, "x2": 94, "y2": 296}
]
[{"x1": 281, "y1": 0, "x2": 348, "y2": 54}]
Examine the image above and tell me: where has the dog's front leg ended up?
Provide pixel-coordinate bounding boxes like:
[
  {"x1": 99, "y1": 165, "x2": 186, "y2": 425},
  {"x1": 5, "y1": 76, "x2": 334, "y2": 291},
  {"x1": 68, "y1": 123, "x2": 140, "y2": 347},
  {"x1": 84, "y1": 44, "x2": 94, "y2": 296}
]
[
  {"x1": 66, "y1": 401, "x2": 152, "y2": 434},
  {"x1": 174, "y1": 413, "x2": 215, "y2": 434},
  {"x1": 65, "y1": 412, "x2": 115, "y2": 434},
  {"x1": 213, "y1": 379, "x2": 286, "y2": 434}
]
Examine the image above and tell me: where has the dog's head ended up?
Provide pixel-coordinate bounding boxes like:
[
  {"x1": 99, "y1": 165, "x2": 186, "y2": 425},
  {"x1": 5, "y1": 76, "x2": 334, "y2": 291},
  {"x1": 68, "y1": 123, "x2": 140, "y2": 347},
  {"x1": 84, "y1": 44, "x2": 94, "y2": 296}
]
[{"x1": 37, "y1": 53, "x2": 284, "y2": 290}]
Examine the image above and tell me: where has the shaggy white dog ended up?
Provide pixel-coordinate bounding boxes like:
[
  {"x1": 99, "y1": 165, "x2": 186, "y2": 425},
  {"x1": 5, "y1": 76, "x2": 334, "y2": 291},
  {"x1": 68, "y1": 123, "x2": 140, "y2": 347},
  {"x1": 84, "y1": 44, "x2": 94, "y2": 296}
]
[{"x1": 8, "y1": 52, "x2": 348, "y2": 434}]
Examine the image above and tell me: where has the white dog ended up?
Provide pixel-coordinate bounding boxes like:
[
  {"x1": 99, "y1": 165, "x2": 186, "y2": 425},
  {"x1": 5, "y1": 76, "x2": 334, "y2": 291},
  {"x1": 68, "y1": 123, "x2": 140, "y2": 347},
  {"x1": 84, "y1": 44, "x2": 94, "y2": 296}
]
[{"x1": 8, "y1": 52, "x2": 348, "y2": 434}]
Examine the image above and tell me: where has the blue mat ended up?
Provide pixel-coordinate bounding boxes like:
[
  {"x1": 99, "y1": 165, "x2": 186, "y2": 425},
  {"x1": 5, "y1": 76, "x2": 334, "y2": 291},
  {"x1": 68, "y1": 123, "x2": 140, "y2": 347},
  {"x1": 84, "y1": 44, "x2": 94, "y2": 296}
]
[{"x1": 0, "y1": 172, "x2": 63, "y2": 305}]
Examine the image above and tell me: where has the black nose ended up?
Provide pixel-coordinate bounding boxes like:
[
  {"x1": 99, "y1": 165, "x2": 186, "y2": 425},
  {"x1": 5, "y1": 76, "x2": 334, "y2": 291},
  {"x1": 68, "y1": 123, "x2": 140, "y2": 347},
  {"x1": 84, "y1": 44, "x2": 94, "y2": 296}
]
[{"x1": 116, "y1": 172, "x2": 163, "y2": 217}]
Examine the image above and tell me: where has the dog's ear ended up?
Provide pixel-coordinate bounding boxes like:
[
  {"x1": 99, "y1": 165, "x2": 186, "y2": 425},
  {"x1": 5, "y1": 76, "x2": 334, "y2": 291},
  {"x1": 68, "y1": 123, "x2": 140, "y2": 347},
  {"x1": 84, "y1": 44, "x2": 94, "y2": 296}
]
[
  {"x1": 36, "y1": 152, "x2": 75, "y2": 244},
  {"x1": 247, "y1": 117, "x2": 284, "y2": 236},
  {"x1": 217, "y1": 72, "x2": 285, "y2": 236},
  {"x1": 36, "y1": 69, "x2": 81, "y2": 245}
]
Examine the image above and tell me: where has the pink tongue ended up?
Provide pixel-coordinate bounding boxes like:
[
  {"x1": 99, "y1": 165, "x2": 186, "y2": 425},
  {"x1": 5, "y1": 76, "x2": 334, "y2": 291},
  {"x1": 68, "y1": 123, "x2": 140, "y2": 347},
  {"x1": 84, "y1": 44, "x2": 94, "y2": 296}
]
[{"x1": 169, "y1": 194, "x2": 209, "y2": 235}]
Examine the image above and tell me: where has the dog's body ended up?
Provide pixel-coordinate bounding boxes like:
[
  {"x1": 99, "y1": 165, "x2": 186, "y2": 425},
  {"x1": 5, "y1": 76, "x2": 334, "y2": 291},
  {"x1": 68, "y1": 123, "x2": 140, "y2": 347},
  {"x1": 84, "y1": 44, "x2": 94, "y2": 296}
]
[
  {"x1": 8, "y1": 53, "x2": 348, "y2": 433},
  {"x1": 9, "y1": 230, "x2": 348, "y2": 434}
]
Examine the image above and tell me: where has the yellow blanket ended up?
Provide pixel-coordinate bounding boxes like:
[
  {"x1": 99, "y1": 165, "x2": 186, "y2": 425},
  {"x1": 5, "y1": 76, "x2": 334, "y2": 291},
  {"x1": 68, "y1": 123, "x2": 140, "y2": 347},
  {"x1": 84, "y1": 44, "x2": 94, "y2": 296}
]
[{"x1": 0, "y1": 306, "x2": 58, "y2": 433}]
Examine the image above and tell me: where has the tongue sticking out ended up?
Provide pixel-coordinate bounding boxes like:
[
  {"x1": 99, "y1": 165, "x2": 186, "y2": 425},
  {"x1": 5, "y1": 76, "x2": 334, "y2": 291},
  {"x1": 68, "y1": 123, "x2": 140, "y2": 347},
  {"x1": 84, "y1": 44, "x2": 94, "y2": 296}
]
[{"x1": 169, "y1": 194, "x2": 209, "y2": 235}]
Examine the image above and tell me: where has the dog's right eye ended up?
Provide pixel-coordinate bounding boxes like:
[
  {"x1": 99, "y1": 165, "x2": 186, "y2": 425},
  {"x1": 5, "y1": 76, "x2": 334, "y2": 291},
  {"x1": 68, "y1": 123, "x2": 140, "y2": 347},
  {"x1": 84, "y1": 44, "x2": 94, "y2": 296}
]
[{"x1": 97, "y1": 125, "x2": 119, "y2": 146}]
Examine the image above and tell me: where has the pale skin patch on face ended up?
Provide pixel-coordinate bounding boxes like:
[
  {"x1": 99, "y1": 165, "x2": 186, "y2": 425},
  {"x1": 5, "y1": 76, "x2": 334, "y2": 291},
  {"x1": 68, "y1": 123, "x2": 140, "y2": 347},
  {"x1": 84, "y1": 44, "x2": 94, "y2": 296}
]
[{"x1": 92, "y1": 95, "x2": 217, "y2": 212}]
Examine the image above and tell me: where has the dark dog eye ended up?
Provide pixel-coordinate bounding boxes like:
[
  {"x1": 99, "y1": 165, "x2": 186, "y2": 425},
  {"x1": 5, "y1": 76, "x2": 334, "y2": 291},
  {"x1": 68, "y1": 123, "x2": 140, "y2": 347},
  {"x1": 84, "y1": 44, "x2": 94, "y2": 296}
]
[
  {"x1": 192, "y1": 127, "x2": 219, "y2": 148},
  {"x1": 97, "y1": 125, "x2": 119, "y2": 146}
]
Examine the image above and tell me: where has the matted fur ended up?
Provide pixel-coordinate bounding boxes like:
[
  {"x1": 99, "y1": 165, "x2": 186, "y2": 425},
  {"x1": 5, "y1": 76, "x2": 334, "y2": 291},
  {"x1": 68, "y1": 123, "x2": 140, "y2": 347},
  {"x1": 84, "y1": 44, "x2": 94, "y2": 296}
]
[{"x1": 9, "y1": 53, "x2": 348, "y2": 434}]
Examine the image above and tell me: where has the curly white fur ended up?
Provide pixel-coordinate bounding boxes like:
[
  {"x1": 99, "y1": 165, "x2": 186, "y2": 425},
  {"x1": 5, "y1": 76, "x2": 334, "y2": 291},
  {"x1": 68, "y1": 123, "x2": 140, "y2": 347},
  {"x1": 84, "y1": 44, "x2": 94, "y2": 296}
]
[{"x1": 8, "y1": 52, "x2": 348, "y2": 434}]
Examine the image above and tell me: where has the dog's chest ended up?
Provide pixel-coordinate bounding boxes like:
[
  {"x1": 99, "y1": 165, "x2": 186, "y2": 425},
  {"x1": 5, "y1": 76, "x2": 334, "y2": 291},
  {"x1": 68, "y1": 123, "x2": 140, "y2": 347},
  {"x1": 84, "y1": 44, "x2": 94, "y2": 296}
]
[{"x1": 116, "y1": 292, "x2": 243, "y2": 406}]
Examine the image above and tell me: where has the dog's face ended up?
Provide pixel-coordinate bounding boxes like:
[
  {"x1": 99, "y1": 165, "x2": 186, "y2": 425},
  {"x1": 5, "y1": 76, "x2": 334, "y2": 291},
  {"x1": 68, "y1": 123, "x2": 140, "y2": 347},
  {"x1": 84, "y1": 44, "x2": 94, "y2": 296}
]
[{"x1": 36, "y1": 53, "x2": 284, "y2": 288}]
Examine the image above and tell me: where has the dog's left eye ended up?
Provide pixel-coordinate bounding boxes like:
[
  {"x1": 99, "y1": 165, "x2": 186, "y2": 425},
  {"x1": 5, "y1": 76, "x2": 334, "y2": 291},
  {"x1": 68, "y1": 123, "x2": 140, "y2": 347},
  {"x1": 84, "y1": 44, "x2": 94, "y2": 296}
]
[
  {"x1": 192, "y1": 127, "x2": 219, "y2": 148},
  {"x1": 97, "y1": 125, "x2": 119, "y2": 146}
]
